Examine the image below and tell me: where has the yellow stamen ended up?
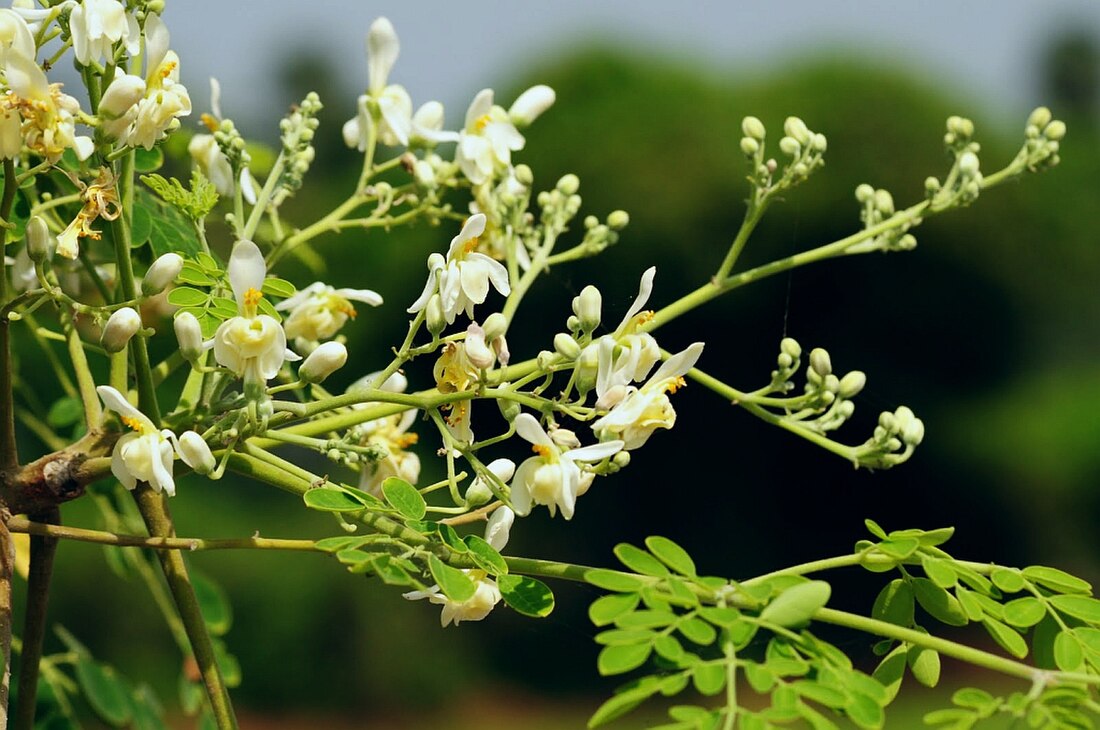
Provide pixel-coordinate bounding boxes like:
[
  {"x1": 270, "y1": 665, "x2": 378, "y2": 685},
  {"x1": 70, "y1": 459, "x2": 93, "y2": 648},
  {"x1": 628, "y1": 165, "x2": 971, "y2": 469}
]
[
  {"x1": 665, "y1": 377, "x2": 687, "y2": 395},
  {"x1": 338, "y1": 302, "x2": 358, "y2": 319},
  {"x1": 474, "y1": 114, "x2": 491, "y2": 132},
  {"x1": 244, "y1": 288, "x2": 263, "y2": 308},
  {"x1": 532, "y1": 444, "x2": 551, "y2": 457},
  {"x1": 120, "y1": 415, "x2": 144, "y2": 432},
  {"x1": 463, "y1": 236, "x2": 480, "y2": 254},
  {"x1": 201, "y1": 113, "x2": 218, "y2": 132},
  {"x1": 394, "y1": 433, "x2": 419, "y2": 448},
  {"x1": 159, "y1": 61, "x2": 178, "y2": 80}
]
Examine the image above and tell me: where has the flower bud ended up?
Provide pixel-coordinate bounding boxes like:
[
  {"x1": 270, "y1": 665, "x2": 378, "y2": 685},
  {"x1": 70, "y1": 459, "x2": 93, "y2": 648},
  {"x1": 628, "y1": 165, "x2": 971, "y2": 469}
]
[
  {"x1": 873, "y1": 189, "x2": 895, "y2": 215},
  {"x1": 812, "y1": 133, "x2": 827, "y2": 152},
  {"x1": 809, "y1": 348, "x2": 832, "y2": 377},
  {"x1": 1044, "y1": 120, "x2": 1066, "y2": 141},
  {"x1": 1027, "y1": 107, "x2": 1051, "y2": 130},
  {"x1": 479, "y1": 312, "x2": 506, "y2": 342},
  {"x1": 177, "y1": 431, "x2": 216, "y2": 475},
  {"x1": 607, "y1": 210, "x2": 630, "y2": 230},
  {"x1": 776, "y1": 353, "x2": 793, "y2": 369},
  {"x1": 837, "y1": 371, "x2": 867, "y2": 399},
  {"x1": 740, "y1": 137, "x2": 759, "y2": 156},
  {"x1": 779, "y1": 136, "x2": 801, "y2": 157},
  {"x1": 465, "y1": 323, "x2": 495, "y2": 369},
  {"x1": 553, "y1": 332, "x2": 581, "y2": 360},
  {"x1": 741, "y1": 116, "x2": 766, "y2": 141},
  {"x1": 300, "y1": 341, "x2": 347, "y2": 383},
  {"x1": 465, "y1": 479, "x2": 493, "y2": 507},
  {"x1": 556, "y1": 174, "x2": 579, "y2": 195},
  {"x1": 497, "y1": 397, "x2": 521, "y2": 423},
  {"x1": 426, "y1": 294, "x2": 447, "y2": 336},
  {"x1": 780, "y1": 337, "x2": 801, "y2": 359},
  {"x1": 855, "y1": 184, "x2": 875, "y2": 203},
  {"x1": 142, "y1": 252, "x2": 183, "y2": 295},
  {"x1": 174, "y1": 311, "x2": 204, "y2": 361},
  {"x1": 573, "y1": 285, "x2": 602, "y2": 331},
  {"x1": 612, "y1": 451, "x2": 631, "y2": 469},
  {"x1": 412, "y1": 100, "x2": 444, "y2": 132},
  {"x1": 957, "y1": 151, "x2": 980, "y2": 176},
  {"x1": 509, "y1": 84, "x2": 555, "y2": 127},
  {"x1": 101, "y1": 307, "x2": 142, "y2": 353},
  {"x1": 924, "y1": 176, "x2": 941, "y2": 195},
  {"x1": 823, "y1": 374, "x2": 840, "y2": 394},
  {"x1": 902, "y1": 418, "x2": 925, "y2": 446},
  {"x1": 26, "y1": 216, "x2": 53, "y2": 262},
  {"x1": 783, "y1": 116, "x2": 810, "y2": 144}
]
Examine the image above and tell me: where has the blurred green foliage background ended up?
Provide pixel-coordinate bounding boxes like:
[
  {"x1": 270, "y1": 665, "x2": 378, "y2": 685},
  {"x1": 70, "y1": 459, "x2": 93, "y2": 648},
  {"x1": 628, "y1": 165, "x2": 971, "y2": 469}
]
[{"x1": 12, "y1": 19, "x2": 1100, "y2": 728}]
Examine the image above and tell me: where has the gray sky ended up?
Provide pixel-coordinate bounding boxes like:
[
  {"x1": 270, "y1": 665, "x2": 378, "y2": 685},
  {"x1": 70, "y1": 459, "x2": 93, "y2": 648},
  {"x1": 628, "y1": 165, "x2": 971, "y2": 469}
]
[{"x1": 163, "y1": 1, "x2": 1099, "y2": 131}]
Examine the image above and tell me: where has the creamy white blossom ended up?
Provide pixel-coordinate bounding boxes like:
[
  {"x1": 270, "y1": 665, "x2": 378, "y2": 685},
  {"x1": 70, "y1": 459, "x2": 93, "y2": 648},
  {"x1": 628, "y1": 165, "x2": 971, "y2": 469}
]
[
  {"x1": 275, "y1": 282, "x2": 382, "y2": 351},
  {"x1": 97, "y1": 385, "x2": 178, "y2": 495},
  {"x1": 511, "y1": 413, "x2": 623, "y2": 520},
  {"x1": 509, "y1": 85, "x2": 556, "y2": 127},
  {"x1": 3, "y1": 51, "x2": 94, "y2": 161},
  {"x1": 592, "y1": 342, "x2": 704, "y2": 449},
  {"x1": 407, "y1": 214, "x2": 510, "y2": 324},
  {"x1": 212, "y1": 240, "x2": 298, "y2": 387},
  {"x1": 69, "y1": 0, "x2": 139, "y2": 67},
  {"x1": 455, "y1": 89, "x2": 525, "y2": 185},
  {"x1": 349, "y1": 372, "x2": 421, "y2": 497}
]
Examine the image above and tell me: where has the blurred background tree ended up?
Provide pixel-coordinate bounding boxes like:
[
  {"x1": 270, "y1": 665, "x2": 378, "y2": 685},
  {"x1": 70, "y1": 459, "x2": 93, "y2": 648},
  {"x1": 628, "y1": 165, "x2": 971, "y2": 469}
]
[{"x1": 14, "y1": 9, "x2": 1100, "y2": 726}]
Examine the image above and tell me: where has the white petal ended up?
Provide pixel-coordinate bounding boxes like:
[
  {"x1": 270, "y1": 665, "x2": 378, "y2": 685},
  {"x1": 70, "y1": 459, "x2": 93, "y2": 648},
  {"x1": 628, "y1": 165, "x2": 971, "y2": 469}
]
[
  {"x1": 143, "y1": 13, "x2": 170, "y2": 80},
  {"x1": 227, "y1": 239, "x2": 266, "y2": 309},
  {"x1": 274, "y1": 282, "x2": 324, "y2": 311},
  {"x1": 97, "y1": 385, "x2": 154, "y2": 431},
  {"x1": 367, "y1": 17, "x2": 399, "y2": 95},
  {"x1": 378, "y1": 85, "x2": 412, "y2": 146},
  {"x1": 509, "y1": 85, "x2": 555, "y2": 126},
  {"x1": 448, "y1": 213, "x2": 487, "y2": 259},
  {"x1": 566, "y1": 440, "x2": 624, "y2": 463},
  {"x1": 459, "y1": 260, "x2": 490, "y2": 306},
  {"x1": 4, "y1": 51, "x2": 50, "y2": 100},
  {"x1": 468, "y1": 253, "x2": 510, "y2": 296},
  {"x1": 485, "y1": 506, "x2": 514, "y2": 551},
  {"x1": 336, "y1": 288, "x2": 384, "y2": 306},
  {"x1": 464, "y1": 89, "x2": 494, "y2": 131},
  {"x1": 342, "y1": 116, "x2": 362, "y2": 150},
  {"x1": 151, "y1": 439, "x2": 175, "y2": 496},
  {"x1": 513, "y1": 413, "x2": 552, "y2": 448},
  {"x1": 509, "y1": 460, "x2": 536, "y2": 516},
  {"x1": 617, "y1": 266, "x2": 656, "y2": 333},
  {"x1": 648, "y1": 342, "x2": 705, "y2": 386},
  {"x1": 209, "y1": 76, "x2": 223, "y2": 119}
]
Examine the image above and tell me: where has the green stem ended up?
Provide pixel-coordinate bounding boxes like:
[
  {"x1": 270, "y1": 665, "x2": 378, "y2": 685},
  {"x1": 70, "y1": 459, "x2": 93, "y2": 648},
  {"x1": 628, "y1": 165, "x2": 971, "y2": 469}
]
[
  {"x1": 7, "y1": 516, "x2": 318, "y2": 552},
  {"x1": 369, "y1": 309, "x2": 425, "y2": 390},
  {"x1": 266, "y1": 193, "x2": 365, "y2": 267},
  {"x1": 13, "y1": 508, "x2": 60, "y2": 730},
  {"x1": 241, "y1": 153, "x2": 285, "y2": 241},
  {"x1": 22, "y1": 313, "x2": 78, "y2": 399},
  {"x1": 61, "y1": 308, "x2": 103, "y2": 429},
  {"x1": 1, "y1": 158, "x2": 19, "y2": 470},
  {"x1": 714, "y1": 195, "x2": 767, "y2": 282}
]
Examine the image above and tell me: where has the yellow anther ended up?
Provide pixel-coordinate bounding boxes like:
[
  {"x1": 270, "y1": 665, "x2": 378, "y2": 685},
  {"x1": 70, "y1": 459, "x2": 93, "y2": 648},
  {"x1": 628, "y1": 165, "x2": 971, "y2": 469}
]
[
  {"x1": 159, "y1": 61, "x2": 177, "y2": 80},
  {"x1": 665, "y1": 376, "x2": 687, "y2": 394},
  {"x1": 338, "y1": 302, "x2": 358, "y2": 319},
  {"x1": 201, "y1": 113, "x2": 218, "y2": 132},
  {"x1": 463, "y1": 236, "x2": 480, "y2": 254},
  {"x1": 474, "y1": 114, "x2": 491, "y2": 132},
  {"x1": 638, "y1": 311, "x2": 655, "y2": 324},
  {"x1": 120, "y1": 415, "x2": 144, "y2": 432},
  {"x1": 395, "y1": 433, "x2": 419, "y2": 448},
  {"x1": 244, "y1": 288, "x2": 263, "y2": 307},
  {"x1": 532, "y1": 444, "x2": 552, "y2": 457}
]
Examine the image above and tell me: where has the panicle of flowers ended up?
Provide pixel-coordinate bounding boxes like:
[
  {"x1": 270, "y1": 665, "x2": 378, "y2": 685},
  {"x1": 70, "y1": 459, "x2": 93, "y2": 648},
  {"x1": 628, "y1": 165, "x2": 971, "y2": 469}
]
[
  {"x1": 347, "y1": 372, "x2": 421, "y2": 497},
  {"x1": 273, "y1": 92, "x2": 323, "y2": 205},
  {"x1": 188, "y1": 79, "x2": 255, "y2": 204},
  {"x1": 455, "y1": 84, "x2": 555, "y2": 186},
  {"x1": 68, "y1": 0, "x2": 140, "y2": 67},
  {"x1": 275, "y1": 281, "x2": 382, "y2": 353}
]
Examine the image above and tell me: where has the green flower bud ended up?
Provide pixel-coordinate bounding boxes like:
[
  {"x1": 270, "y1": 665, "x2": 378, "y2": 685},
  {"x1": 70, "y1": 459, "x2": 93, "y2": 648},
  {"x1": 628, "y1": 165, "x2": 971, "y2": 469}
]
[
  {"x1": 553, "y1": 332, "x2": 581, "y2": 360},
  {"x1": 566, "y1": 315, "x2": 580, "y2": 331},
  {"x1": 465, "y1": 480, "x2": 493, "y2": 507},
  {"x1": 26, "y1": 216, "x2": 53, "y2": 262},
  {"x1": 809, "y1": 348, "x2": 832, "y2": 377},
  {"x1": 823, "y1": 374, "x2": 840, "y2": 393},
  {"x1": 779, "y1": 136, "x2": 801, "y2": 157},
  {"x1": 924, "y1": 176, "x2": 941, "y2": 195},
  {"x1": 607, "y1": 210, "x2": 630, "y2": 230},
  {"x1": 142, "y1": 252, "x2": 183, "y2": 295},
  {"x1": 584, "y1": 214, "x2": 598, "y2": 229},
  {"x1": 740, "y1": 137, "x2": 759, "y2": 156},
  {"x1": 1027, "y1": 106, "x2": 1052, "y2": 130},
  {"x1": 497, "y1": 397, "x2": 521, "y2": 423},
  {"x1": 177, "y1": 431, "x2": 216, "y2": 476},
  {"x1": 811, "y1": 133, "x2": 827, "y2": 152},
  {"x1": 776, "y1": 353, "x2": 793, "y2": 369},
  {"x1": 612, "y1": 451, "x2": 631, "y2": 469},
  {"x1": 536, "y1": 350, "x2": 557, "y2": 370},
  {"x1": 902, "y1": 418, "x2": 925, "y2": 446},
  {"x1": 741, "y1": 116, "x2": 766, "y2": 141},
  {"x1": 780, "y1": 337, "x2": 801, "y2": 359},
  {"x1": 1044, "y1": 120, "x2": 1066, "y2": 141},
  {"x1": 838, "y1": 371, "x2": 866, "y2": 399},
  {"x1": 837, "y1": 401, "x2": 855, "y2": 419},
  {"x1": 878, "y1": 412, "x2": 896, "y2": 431},
  {"x1": 556, "y1": 174, "x2": 580, "y2": 195},
  {"x1": 783, "y1": 116, "x2": 810, "y2": 144},
  {"x1": 101, "y1": 307, "x2": 142, "y2": 353},
  {"x1": 957, "y1": 151, "x2": 979, "y2": 176},
  {"x1": 426, "y1": 294, "x2": 447, "y2": 337},
  {"x1": 514, "y1": 164, "x2": 534, "y2": 186},
  {"x1": 873, "y1": 189, "x2": 895, "y2": 215},
  {"x1": 300, "y1": 342, "x2": 347, "y2": 384},
  {"x1": 573, "y1": 285, "x2": 602, "y2": 330},
  {"x1": 855, "y1": 184, "x2": 875, "y2": 203},
  {"x1": 174, "y1": 311, "x2": 204, "y2": 361},
  {"x1": 482, "y1": 312, "x2": 507, "y2": 342}
]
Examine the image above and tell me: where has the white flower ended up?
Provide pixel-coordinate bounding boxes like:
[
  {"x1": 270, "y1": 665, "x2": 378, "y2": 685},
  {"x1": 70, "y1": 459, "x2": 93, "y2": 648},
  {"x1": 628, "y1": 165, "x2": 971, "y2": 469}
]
[
  {"x1": 174, "y1": 310, "x2": 205, "y2": 361},
  {"x1": 455, "y1": 89, "x2": 525, "y2": 185},
  {"x1": 0, "y1": 8, "x2": 35, "y2": 62},
  {"x1": 407, "y1": 214, "x2": 510, "y2": 324},
  {"x1": 275, "y1": 282, "x2": 382, "y2": 351},
  {"x1": 97, "y1": 385, "x2": 178, "y2": 496},
  {"x1": 100, "y1": 306, "x2": 142, "y2": 353},
  {"x1": 592, "y1": 343, "x2": 704, "y2": 450},
  {"x1": 142, "y1": 252, "x2": 183, "y2": 295},
  {"x1": 69, "y1": 0, "x2": 139, "y2": 67},
  {"x1": 212, "y1": 240, "x2": 298, "y2": 387},
  {"x1": 349, "y1": 372, "x2": 421, "y2": 497},
  {"x1": 188, "y1": 132, "x2": 233, "y2": 190},
  {"x1": 509, "y1": 85, "x2": 556, "y2": 127},
  {"x1": 510, "y1": 413, "x2": 623, "y2": 520},
  {"x1": 299, "y1": 341, "x2": 347, "y2": 384},
  {"x1": 176, "y1": 431, "x2": 215, "y2": 475},
  {"x1": 98, "y1": 14, "x2": 190, "y2": 150},
  {"x1": 3, "y1": 51, "x2": 94, "y2": 162},
  {"x1": 432, "y1": 341, "x2": 480, "y2": 444},
  {"x1": 402, "y1": 506, "x2": 514, "y2": 627},
  {"x1": 466, "y1": 457, "x2": 515, "y2": 506}
]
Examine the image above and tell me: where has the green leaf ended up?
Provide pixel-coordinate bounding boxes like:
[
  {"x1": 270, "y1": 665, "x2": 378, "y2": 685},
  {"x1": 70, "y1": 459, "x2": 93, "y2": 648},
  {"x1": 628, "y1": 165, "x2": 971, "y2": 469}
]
[
  {"x1": 865, "y1": 519, "x2": 888, "y2": 539},
  {"x1": 166, "y1": 286, "x2": 210, "y2": 307},
  {"x1": 955, "y1": 586, "x2": 985, "y2": 622},
  {"x1": 644, "y1": 536, "x2": 697, "y2": 577},
  {"x1": 1022, "y1": 565, "x2": 1092, "y2": 595},
  {"x1": 135, "y1": 187, "x2": 204, "y2": 256},
  {"x1": 614, "y1": 543, "x2": 669, "y2": 577},
  {"x1": 872, "y1": 579, "x2": 914, "y2": 627},
  {"x1": 134, "y1": 146, "x2": 164, "y2": 172},
  {"x1": 192, "y1": 571, "x2": 232, "y2": 636},
  {"x1": 463, "y1": 534, "x2": 507, "y2": 575},
  {"x1": 380, "y1": 477, "x2": 426, "y2": 520},
  {"x1": 211, "y1": 638, "x2": 241, "y2": 688},
  {"x1": 314, "y1": 536, "x2": 368, "y2": 553},
  {"x1": 872, "y1": 645, "x2": 906, "y2": 702},
  {"x1": 792, "y1": 680, "x2": 847, "y2": 709},
  {"x1": 74, "y1": 659, "x2": 132, "y2": 727},
  {"x1": 261, "y1": 277, "x2": 297, "y2": 299},
  {"x1": 589, "y1": 593, "x2": 640, "y2": 626},
  {"x1": 1002, "y1": 597, "x2": 1047, "y2": 628},
  {"x1": 595, "y1": 628, "x2": 653, "y2": 646},
  {"x1": 428, "y1": 555, "x2": 475, "y2": 602},
  {"x1": 699, "y1": 606, "x2": 741, "y2": 627},
  {"x1": 846, "y1": 692, "x2": 885, "y2": 730},
  {"x1": 744, "y1": 663, "x2": 775, "y2": 693},
  {"x1": 1054, "y1": 630, "x2": 1085, "y2": 671},
  {"x1": 912, "y1": 578, "x2": 968, "y2": 627},
  {"x1": 982, "y1": 616, "x2": 1029, "y2": 658},
  {"x1": 616, "y1": 609, "x2": 677, "y2": 629},
  {"x1": 915, "y1": 527, "x2": 955, "y2": 548},
  {"x1": 302, "y1": 487, "x2": 366, "y2": 512},
  {"x1": 991, "y1": 568, "x2": 1026, "y2": 593},
  {"x1": 47, "y1": 397, "x2": 84, "y2": 428},
  {"x1": 1049, "y1": 594, "x2": 1100, "y2": 623},
  {"x1": 760, "y1": 580, "x2": 831, "y2": 628},
  {"x1": 587, "y1": 683, "x2": 657, "y2": 728},
  {"x1": 140, "y1": 171, "x2": 218, "y2": 220},
  {"x1": 129, "y1": 683, "x2": 166, "y2": 730},
  {"x1": 177, "y1": 262, "x2": 215, "y2": 286},
  {"x1": 921, "y1": 556, "x2": 957, "y2": 588},
  {"x1": 585, "y1": 569, "x2": 648, "y2": 593},
  {"x1": 952, "y1": 687, "x2": 995, "y2": 710},
  {"x1": 691, "y1": 663, "x2": 725, "y2": 696},
  {"x1": 678, "y1": 617, "x2": 717, "y2": 646},
  {"x1": 907, "y1": 645, "x2": 941, "y2": 688},
  {"x1": 664, "y1": 576, "x2": 699, "y2": 607},
  {"x1": 876, "y1": 537, "x2": 919, "y2": 560},
  {"x1": 653, "y1": 635, "x2": 684, "y2": 661},
  {"x1": 498, "y1": 574, "x2": 554, "y2": 617},
  {"x1": 598, "y1": 643, "x2": 651, "y2": 676},
  {"x1": 131, "y1": 202, "x2": 153, "y2": 247},
  {"x1": 369, "y1": 555, "x2": 417, "y2": 586}
]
